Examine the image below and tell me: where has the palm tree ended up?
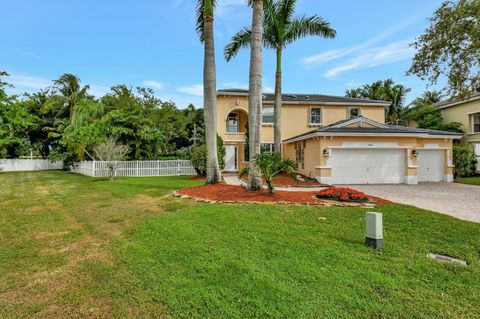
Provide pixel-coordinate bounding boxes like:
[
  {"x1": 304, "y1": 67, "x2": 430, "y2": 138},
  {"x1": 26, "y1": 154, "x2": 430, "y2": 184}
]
[
  {"x1": 385, "y1": 85, "x2": 411, "y2": 124},
  {"x1": 244, "y1": 0, "x2": 264, "y2": 190},
  {"x1": 225, "y1": 0, "x2": 335, "y2": 153},
  {"x1": 45, "y1": 73, "x2": 91, "y2": 119},
  {"x1": 196, "y1": 0, "x2": 222, "y2": 184},
  {"x1": 410, "y1": 90, "x2": 444, "y2": 108}
]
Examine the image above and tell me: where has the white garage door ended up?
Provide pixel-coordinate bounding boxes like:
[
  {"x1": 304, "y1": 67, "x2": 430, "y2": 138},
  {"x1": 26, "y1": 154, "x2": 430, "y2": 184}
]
[
  {"x1": 329, "y1": 149, "x2": 405, "y2": 184},
  {"x1": 417, "y1": 149, "x2": 444, "y2": 182}
]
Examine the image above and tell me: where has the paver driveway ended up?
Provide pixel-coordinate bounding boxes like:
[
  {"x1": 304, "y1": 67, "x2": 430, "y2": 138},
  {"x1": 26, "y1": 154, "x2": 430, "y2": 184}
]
[{"x1": 345, "y1": 183, "x2": 480, "y2": 223}]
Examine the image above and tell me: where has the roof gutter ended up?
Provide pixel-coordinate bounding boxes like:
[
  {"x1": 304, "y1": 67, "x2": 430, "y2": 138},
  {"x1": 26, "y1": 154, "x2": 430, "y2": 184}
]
[{"x1": 435, "y1": 95, "x2": 480, "y2": 109}]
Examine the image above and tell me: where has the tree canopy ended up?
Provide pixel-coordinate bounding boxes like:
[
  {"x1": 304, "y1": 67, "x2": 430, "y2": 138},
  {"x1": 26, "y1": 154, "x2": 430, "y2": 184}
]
[
  {"x1": 408, "y1": 0, "x2": 480, "y2": 97},
  {"x1": 0, "y1": 72, "x2": 205, "y2": 164}
]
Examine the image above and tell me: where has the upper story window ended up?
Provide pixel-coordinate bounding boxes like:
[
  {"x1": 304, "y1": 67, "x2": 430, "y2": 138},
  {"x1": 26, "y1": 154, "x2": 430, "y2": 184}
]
[
  {"x1": 226, "y1": 112, "x2": 239, "y2": 133},
  {"x1": 349, "y1": 107, "x2": 361, "y2": 118},
  {"x1": 261, "y1": 143, "x2": 275, "y2": 153},
  {"x1": 474, "y1": 113, "x2": 480, "y2": 133},
  {"x1": 262, "y1": 107, "x2": 274, "y2": 124},
  {"x1": 309, "y1": 107, "x2": 322, "y2": 125}
]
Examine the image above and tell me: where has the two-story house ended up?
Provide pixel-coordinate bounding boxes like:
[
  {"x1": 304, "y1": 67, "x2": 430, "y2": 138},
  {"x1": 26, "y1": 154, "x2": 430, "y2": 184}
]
[
  {"x1": 433, "y1": 92, "x2": 480, "y2": 172},
  {"x1": 217, "y1": 89, "x2": 462, "y2": 185}
]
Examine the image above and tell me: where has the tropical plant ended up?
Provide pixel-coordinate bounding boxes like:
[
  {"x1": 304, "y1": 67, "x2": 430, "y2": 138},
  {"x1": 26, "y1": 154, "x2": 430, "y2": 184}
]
[
  {"x1": 317, "y1": 186, "x2": 368, "y2": 202},
  {"x1": 408, "y1": 0, "x2": 480, "y2": 97},
  {"x1": 93, "y1": 137, "x2": 130, "y2": 180},
  {"x1": 196, "y1": 0, "x2": 222, "y2": 184},
  {"x1": 453, "y1": 145, "x2": 478, "y2": 177},
  {"x1": 410, "y1": 90, "x2": 444, "y2": 108},
  {"x1": 408, "y1": 105, "x2": 463, "y2": 132},
  {"x1": 224, "y1": 0, "x2": 335, "y2": 152},
  {"x1": 239, "y1": 152, "x2": 298, "y2": 194},
  {"x1": 345, "y1": 79, "x2": 411, "y2": 124}
]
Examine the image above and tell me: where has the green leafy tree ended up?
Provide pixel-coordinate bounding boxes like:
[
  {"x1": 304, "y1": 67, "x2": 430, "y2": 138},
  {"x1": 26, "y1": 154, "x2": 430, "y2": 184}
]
[
  {"x1": 408, "y1": 0, "x2": 480, "y2": 97},
  {"x1": 410, "y1": 90, "x2": 444, "y2": 108},
  {"x1": 239, "y1": 152, "x2": 298, "y2": 194},
  {"x1": 408, "y1": 105, "x2": 463, "y2": 132},
  {"x1": 224, "y1": 0, "x2": 335, "y2": 152},
  {"x1": 0, "y1": 72, "x2": 38, "y2": 158}
]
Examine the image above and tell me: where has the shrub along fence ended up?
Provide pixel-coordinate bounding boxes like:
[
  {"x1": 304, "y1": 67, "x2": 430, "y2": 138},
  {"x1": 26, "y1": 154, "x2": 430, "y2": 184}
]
[{"x1": 71, "y1": 160, "x2": 197, "y2": 177}]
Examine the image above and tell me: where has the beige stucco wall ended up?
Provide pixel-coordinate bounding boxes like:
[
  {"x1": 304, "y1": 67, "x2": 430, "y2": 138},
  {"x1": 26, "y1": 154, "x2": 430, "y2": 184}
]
[
  {"x1": 441, "y1": 99, "x2": 480, "y2": 145},
  {"x1": 283, "y1": 136, "x2": 454, "y2": 183},
  {"x1": 217, "y1": 94, "x2": 386, "y2": 143}
]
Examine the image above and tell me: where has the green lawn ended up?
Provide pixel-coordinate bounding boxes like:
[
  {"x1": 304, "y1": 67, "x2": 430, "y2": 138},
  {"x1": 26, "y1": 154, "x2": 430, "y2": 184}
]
[
  {"x1": 1, "y1": 171, "x2": 479, "y2": 318},
  {"x1": 456, "y1": 176, "x2": 480, "y2": 186}
]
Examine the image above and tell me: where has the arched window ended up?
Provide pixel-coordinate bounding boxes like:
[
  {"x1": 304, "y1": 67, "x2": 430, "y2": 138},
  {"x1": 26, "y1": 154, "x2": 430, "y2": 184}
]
[{"x1": 226, "y1": 112, "x2": 239, "y2": 133}]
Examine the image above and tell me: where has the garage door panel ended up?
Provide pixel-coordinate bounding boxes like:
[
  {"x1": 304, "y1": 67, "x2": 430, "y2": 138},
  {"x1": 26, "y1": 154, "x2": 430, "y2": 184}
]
[
  {"x1": 329, "y1": 149, "x2": 405, "y2": 184},
  {"x1": 418, "y1": 150, "x2": 444, "y2": 182}
]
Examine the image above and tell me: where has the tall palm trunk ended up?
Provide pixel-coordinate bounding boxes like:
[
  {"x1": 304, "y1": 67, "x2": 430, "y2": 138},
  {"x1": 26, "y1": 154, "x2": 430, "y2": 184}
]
[
  {"x1": 273, "y1": 47, "x2": 282, "y2": 154},
  {"x1": 247, "y1": 0, "x2": 263, "y2": 191},
  {"x1": 203, "y1": 3, "x2": 222, "y2": 184}
]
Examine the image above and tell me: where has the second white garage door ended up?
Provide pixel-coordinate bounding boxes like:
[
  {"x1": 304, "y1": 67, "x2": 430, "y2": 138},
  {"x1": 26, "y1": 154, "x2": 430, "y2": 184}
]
[
  {"x1": 329, "y1": 148, "x2": 405, "y2": 184},
  {"x1": 417, "y1": 149, "x2": 444, "y2": 182}
]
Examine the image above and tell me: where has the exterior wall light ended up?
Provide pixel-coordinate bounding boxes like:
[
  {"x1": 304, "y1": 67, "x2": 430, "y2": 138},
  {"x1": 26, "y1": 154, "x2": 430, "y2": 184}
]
[
  {"x1": 412, "y1": 149, "x2": 418, "y2": 158},
  {"x1": 322, "y1": 149, "x2": 329, "y2": 157}
]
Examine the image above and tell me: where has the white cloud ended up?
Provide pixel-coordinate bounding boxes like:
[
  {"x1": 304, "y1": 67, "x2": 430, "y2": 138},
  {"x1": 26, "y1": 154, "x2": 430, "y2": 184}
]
[
  {"x1": 177, "y1": 84, "x2": 203, "y2": 96},
  {"x1": 322, "y1": 40, "x2": 415, "y2": 78},
  {"x1": 7, "y1": 73, "x2": 51, "y2": 90},
  {"x1": 143, "y1": 80, "x2": 165, "y2": 89},
  {"x1": 300, "y1": 14, "x2": 420, "y2": 68}
]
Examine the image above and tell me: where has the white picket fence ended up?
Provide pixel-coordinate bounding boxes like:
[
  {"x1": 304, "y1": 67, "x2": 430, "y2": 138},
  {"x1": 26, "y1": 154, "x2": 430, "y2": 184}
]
[
  {"x1": 71, "y1": 160, "x2": 197, "y2": 177},
  {"x1": 0, "y1": 159, "x2": 63, "y2": 172}
]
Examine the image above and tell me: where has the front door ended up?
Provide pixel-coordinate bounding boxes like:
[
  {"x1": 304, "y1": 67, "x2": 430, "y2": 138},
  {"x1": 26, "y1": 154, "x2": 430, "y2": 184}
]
[{"x1": 224, "y1": 145, "x2": 238, "y2": 171}]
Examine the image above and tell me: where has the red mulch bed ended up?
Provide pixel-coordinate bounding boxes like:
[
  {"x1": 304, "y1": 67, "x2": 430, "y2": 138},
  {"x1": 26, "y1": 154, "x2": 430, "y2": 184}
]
[
  {"x1": 240, "y1": 173, "x2": 322, "y2": 187},
  {"x1": 177, "y1": 184, "x2": 388, "y2": 205}
]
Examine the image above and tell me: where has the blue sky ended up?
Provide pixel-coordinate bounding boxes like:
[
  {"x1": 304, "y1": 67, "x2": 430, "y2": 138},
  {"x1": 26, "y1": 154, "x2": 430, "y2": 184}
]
[{"x1": 1, "y1": 0, "x2": 445, "y2": 108}]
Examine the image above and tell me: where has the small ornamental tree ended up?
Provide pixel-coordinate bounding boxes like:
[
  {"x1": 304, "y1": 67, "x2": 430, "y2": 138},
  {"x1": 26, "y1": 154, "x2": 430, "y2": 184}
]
[
  {"x1": 239, "y1": 152, "x2": 298, "y2": 194},
  {"x1": 93, "y1": 137, "x2": 129, "y2": 180}
]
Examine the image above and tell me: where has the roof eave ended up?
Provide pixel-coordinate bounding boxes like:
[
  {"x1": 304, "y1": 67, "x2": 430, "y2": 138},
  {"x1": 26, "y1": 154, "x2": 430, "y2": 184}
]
[{"x1": 283, "y1": 132, "x2": 462, "y2": 144}]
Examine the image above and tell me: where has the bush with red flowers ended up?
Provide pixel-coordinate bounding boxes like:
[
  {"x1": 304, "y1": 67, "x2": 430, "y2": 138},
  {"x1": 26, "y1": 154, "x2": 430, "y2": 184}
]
[{"x1": 316, "y1": 186, "x2": 368, "y2": 202}]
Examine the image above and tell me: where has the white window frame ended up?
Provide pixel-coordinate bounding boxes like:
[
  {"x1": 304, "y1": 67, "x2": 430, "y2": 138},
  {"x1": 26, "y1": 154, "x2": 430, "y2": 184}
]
[
  {"x1": 348, "y1": 107, "x2": 361, "y2": 118},
  {"x1": 226, "y1": 112, "x2": 239, "y2": 133},
  {"x1": 261, "y1": 143, "x2": 275, "y2": 153},
  {"x1": 261, "y1": 107, "x2": 274, "y2": 125},
  {"x1": 473, "y1": 113, "x2": 480, "y2": 133},
  {"x1": 309, "y1": 106, "x2": 323, "y2": 126}
]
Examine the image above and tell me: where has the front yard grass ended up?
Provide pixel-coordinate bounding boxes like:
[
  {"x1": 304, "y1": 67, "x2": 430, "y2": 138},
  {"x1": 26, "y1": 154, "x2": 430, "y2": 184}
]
[
  {"x1": 1, "y1": 171, "x2": 479, "y2": 318},
  {"x1": 456, "y1": 176, "x2": 480, "y2": 186}
]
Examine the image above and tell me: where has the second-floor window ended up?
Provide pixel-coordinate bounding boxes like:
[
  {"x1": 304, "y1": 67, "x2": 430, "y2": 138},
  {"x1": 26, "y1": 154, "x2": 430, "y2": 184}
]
[
  {"x1": 226, "y1": 112, "x2": 239, "y2": 133},
  {"x1": 309, "y1": 107, "x2": 322, "y2": 125},
  {"x1": 474, "y1": 113, "x2": 480, "y2": 133},
  {"x1": 262, "y1": 107, "x2": 274, "y2": 124}
]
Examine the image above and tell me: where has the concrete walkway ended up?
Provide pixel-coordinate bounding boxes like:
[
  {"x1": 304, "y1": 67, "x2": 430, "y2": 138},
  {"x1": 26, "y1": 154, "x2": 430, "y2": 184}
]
[
  {"x1": 342, "y1": 183, "x2": 480, "y2": 223},
  {"x1": 223, "y1": 175, "x2": 326, "y2": 192}
]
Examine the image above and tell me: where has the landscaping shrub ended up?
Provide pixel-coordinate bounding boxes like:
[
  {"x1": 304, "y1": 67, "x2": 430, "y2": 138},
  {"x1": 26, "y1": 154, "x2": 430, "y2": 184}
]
[
  {"x1": 317, "y1": 186, "x2": 368, "y2": 202},
  {"x1": 190, "y1": 135, "x2": 225, "y2": 176},
  {"x1": 239, "y1": 152, "x2": 298, "y2": 194},
  {"x1": 453, "y1": 145, "x2": 478, "y2": 177}
]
